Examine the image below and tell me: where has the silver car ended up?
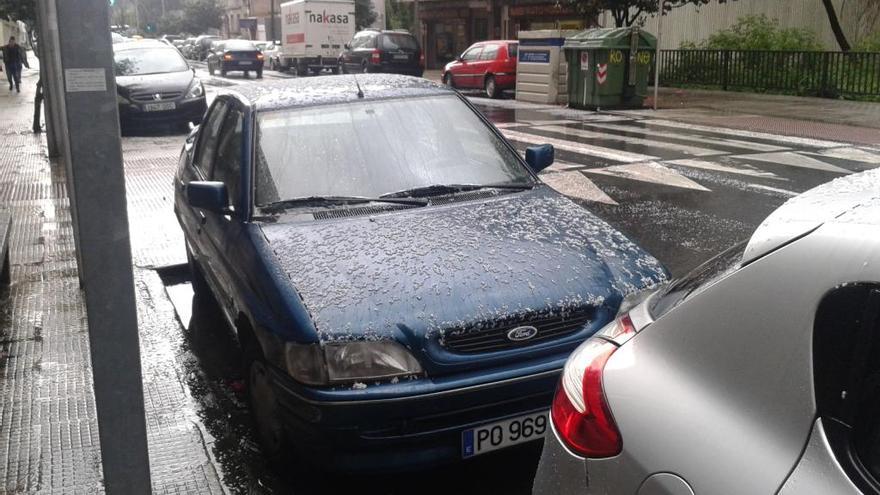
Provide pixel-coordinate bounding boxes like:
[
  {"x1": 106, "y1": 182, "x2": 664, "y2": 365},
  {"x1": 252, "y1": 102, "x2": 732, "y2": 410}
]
[{"x1": 533, "y1": 169, "x2": 880, "y2": 495}]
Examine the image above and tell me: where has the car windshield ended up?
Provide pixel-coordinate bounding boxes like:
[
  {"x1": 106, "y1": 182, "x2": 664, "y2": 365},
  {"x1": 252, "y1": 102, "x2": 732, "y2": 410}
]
[
  {"x1": 649, "y1": 241, "x2": 747, "y2": 318},
  {"x1": 254, "y1": 95, "x2": 533, "y2": 205},
  {"x1": 225, "y1": 40, "x2": 257, "y2": 51},
  {"x1": 380, "y1": 33, "x2": 418, "y2": 51},
  {"x1": 113, "y1": 47, "x2": 189, "y2": 76}
]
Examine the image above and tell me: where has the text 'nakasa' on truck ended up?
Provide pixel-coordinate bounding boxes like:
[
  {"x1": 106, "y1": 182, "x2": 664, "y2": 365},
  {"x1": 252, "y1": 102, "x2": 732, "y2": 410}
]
[{"x1": 278, "y1": 0, "x2": 355, "y2": 75}]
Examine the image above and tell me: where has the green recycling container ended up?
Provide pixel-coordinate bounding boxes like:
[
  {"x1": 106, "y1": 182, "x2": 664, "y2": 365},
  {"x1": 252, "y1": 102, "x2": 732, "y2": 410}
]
[{"x1": 563, "y1": 28, "x2": 656, "y2": 109}]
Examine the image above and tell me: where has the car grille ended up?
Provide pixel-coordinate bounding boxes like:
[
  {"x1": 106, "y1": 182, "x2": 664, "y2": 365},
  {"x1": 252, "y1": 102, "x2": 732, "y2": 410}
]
[
  {"x1": 441, "y1": 309, "x2": 593, "y2": 354},
  {"x1": 130, "y1": 91, "x2": 183, "y2": 102}
]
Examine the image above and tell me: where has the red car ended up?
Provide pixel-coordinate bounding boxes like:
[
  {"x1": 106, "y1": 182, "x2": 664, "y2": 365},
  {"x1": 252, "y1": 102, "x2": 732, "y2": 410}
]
[{"x1": 442, "y1": 40, "x2": 518, "y2": 98}]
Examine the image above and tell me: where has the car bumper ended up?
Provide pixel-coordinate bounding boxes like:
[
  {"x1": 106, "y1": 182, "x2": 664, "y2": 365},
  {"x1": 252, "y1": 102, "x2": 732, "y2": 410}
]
[
  {"x1": 221, "y1": 60, "x2": 264, "y2": 72},
  {"x1": 119, "y1": 97, "x2": 207, "y2": 127},
  {"x1": 267, "y1": 365, "x2": 561, "y2": 472},
  {"x1": 368, "y1": 63, "x2": 424, "y2": 77},
  {"x1": 532, "y1": 422, "x2": 589, "y2": 494},
  {"x1": 492, "y1": 73, "x2": 516, "y2": 89}
]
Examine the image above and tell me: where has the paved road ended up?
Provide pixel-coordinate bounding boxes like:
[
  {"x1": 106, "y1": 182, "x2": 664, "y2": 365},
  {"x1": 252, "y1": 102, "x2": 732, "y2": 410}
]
[{"x1": 121, "y1": 70, "x2": 880, "y2": 493}]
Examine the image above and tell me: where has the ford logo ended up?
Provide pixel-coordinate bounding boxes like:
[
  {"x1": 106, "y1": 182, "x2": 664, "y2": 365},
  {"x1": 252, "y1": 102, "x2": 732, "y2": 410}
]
[{"x1": 507, "y1": 326, "x2": 538, "y2": 342}]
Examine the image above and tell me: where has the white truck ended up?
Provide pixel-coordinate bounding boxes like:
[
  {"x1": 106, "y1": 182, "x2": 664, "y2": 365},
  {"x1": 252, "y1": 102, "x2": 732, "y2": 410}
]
[{"x1": 279, "y1": 0, "x2": 356, "y2": 75}]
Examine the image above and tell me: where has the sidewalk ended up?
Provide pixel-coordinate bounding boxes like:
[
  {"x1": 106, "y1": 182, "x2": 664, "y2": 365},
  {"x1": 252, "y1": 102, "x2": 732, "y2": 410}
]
[{"x1": 0, "y1": 60, "x2": 227, "y2": 493}]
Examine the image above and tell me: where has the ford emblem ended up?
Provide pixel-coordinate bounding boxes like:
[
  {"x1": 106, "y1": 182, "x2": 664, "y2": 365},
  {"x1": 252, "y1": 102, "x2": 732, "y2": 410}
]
[{"x1": 507, "y1": 326, "x2": 538, "y2": 342}]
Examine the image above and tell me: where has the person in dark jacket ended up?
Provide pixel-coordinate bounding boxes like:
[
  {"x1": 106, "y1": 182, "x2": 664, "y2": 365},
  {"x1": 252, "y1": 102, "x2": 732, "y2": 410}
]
[{"x1": 1, "y1": 36, "x2": 30, "y2": 93}]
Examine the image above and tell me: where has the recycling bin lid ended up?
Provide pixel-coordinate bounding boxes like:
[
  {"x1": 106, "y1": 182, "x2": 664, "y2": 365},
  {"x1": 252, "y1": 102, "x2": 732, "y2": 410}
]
[{"x1": 563, "y1": 27, "x2": 657, "y2": 50}]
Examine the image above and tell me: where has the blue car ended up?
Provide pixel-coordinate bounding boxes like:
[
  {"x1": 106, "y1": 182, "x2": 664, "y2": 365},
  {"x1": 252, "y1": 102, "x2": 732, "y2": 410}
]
[{"x1": 173, "y1": 74, "x2": 668, "y2": 472}]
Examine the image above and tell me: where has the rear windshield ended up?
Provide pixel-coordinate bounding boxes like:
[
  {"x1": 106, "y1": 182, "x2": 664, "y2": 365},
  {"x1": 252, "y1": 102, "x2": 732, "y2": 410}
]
[
  {"x1": 380, "y1": 33, "x2": 418, "y2": 51},
  {"x1": 650, "y1": 241, "x2": 747, "y2": 318},
  {"x1": 224, "y1": 40, "x2": 257, "y2": 51}
]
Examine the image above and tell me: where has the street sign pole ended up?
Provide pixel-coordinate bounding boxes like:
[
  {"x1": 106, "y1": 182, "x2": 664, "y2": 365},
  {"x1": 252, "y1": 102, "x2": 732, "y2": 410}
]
[
  {"x1": 653, "y1": 0, "x2": 664, "y2": 111},
  {"x1": 35, "y1": 0, "x2": 152, "y2": 492}
]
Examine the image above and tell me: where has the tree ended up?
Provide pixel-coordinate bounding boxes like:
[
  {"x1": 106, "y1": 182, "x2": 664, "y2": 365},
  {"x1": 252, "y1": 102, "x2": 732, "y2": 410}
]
[
  {"x1": 565, "y1": 0, "x2": 734, "y2": 28},
  {"x1": 386, "y1": 0, "x2": 413, "y2": 32},
  {"x1": 0, "y1": 0, "x2": 36, "y2": 24},
  {"x1": 355, "y1": 0, "x2": 378, "y2": 30},
  {"x1": 821, "y1": 0, "x2": 852, "y2": 51}
]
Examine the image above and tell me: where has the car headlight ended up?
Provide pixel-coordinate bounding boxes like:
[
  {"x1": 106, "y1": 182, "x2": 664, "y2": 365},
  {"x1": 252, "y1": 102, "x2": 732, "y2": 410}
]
[
  {"x1": 284, "y1": 340, "x2": 423, "y2": 386},
  {"x1": 186, "y1": 79, "x2": 204, "y2": 99}
]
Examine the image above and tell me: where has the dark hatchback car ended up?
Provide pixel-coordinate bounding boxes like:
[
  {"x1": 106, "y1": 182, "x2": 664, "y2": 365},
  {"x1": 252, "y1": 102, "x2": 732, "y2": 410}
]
[
  {"x1": 339, "y1": 29, "x2": 424, "y2": 77},
  {"x1": 207, "y1": 39, "x2": 265, "y2": 78},
  {"x1": 113, "y1": 40, "x2": 207, "y2": 129},
  {"x1": 174, "y1": 75, "x2": 667, "y2": 472}
]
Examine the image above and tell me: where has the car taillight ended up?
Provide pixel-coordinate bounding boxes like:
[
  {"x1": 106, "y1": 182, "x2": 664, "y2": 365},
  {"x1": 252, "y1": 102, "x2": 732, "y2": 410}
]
[
  {"x1": 551, "y1": 327, "x2": 624, "y2": 458},
  {"x1": 370, "y1": 49, "x2": 381, "y2": 64},
  {"x1": 257, "y1": 53, "x2": 264, "y2": 60},
  {"x1": 223, "y1": 54, "x2": 232, "y2": 60}
]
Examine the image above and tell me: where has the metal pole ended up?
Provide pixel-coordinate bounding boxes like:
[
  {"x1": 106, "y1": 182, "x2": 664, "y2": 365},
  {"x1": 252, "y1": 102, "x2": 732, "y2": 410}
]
[
  {"x1": 269, "y1": 0, "x2": 275, "y2": 41},
  {"x1": 37, "y1": 0, "x2": 152, "y2": 492},
  {"x1": 653, "y1": 0, "x2": 663, "y2": 110}
]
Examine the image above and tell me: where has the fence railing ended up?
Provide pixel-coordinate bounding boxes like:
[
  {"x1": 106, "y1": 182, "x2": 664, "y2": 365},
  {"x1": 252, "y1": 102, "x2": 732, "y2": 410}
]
[{"x1": 657, "y1": 49, "x2": 880, "y2": 98}]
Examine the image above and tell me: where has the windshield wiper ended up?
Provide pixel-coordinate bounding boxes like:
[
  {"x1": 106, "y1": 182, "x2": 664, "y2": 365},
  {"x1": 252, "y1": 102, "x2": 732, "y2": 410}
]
[
  {"x1": 258, "y1": 195, "x2": 428, "y2": 213},
  {"x1": 380, "y1": 182, "x2": 535, "y2": 199}
]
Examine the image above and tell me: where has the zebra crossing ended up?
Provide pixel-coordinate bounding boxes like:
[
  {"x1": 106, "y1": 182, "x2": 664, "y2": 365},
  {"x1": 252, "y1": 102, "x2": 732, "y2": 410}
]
[{"x1": 472, "y1": 102, "x2": 880, "y2": 275}]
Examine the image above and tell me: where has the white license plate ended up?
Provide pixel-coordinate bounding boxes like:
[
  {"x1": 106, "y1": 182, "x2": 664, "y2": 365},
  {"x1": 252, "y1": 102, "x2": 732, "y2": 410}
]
[
  {"x1": 393, "y1": 54, "x2": 409, "y2": 60},
  {"x1": 143, "y1": 102, "x2": 176, "y2": 112},
  {"x1": 239, "y1": 61, "x2": 253, "y2": 66},
  {"x1": 462, "y1": 411, "x2": 548, "y2": 458}
]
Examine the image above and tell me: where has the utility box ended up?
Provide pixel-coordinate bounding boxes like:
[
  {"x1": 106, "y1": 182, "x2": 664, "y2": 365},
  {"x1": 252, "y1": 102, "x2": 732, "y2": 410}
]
[
  {"x1": 564, "y1": 28, "x2": 656, "y2": 109},
  {"x1": 515, "y1": 29, "x2": 580, "y2": 105}
]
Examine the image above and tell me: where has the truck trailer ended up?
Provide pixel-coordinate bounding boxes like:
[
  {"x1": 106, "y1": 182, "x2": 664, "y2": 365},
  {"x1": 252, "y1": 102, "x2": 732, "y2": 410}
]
[{"x1": 279, "y1": 0, "x2": 355, "y2": 75}]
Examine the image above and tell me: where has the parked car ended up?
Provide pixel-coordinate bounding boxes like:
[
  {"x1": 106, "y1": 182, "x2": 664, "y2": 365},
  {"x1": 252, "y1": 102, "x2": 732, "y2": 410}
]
[
  {"x1": 338, "y1": 29, "x2": 424, "y2": 77},
  {"x1": 443, "y1": 40, "x2": 518, "y2": 98},
  {"x1": 206, "y1": 39, "x2": 264, "y2": 78},
  {"x1": 181, "y1": 37, "x2": 198, "y2": 59},
  {"x1": 111, "y1": 32, "x2": 128, "y2": 44},
  {"x1": 194, "y1": 34, "x2": 220, "y2": 60},
  {"x1": 533, "y1": 169, "x2": 880, "y2": 494},
  {"x1": 173, "y1": 74, "x2": 667, "y2": 472},
  {"x1": 113, "y1": 39, "x2": 207, "y2": 129}
]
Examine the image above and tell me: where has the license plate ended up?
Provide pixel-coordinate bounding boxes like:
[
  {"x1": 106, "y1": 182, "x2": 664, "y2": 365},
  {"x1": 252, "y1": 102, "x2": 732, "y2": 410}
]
[
  {"x1": 462, "y1": 411, "x2": 548, "y2": 458},
  {"x1": 239, "y1": 61, "x2": 253, "y2": 66},
  {"x1": 143, "y1": 102, "x2": 176, "y2": 112},
  {"x1": 393, "y1": 54, "x2": 409, "y2": 60}
]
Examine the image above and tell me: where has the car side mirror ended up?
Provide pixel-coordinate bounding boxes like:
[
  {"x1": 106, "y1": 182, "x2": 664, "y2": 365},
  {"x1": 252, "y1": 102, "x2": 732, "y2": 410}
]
[
  {"x1": 187, "y1": 181, "x2": 229, "y2": 214},
  {"x1": 525, "y1": 144, "x2": 554, "y2": 173}
]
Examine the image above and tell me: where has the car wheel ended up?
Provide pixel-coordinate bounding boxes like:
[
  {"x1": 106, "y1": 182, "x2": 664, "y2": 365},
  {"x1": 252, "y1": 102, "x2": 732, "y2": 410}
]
[
  {"x1": 187, "y1": 244, "x2": 212, "y2": 301},
  {"x1": 330, "y1": 65, "x2": 339, "y2": 75},
  {"x1": 485, "y1": 75, "x2": 499, "y2": 99},
  {"x1": 443, "y1": 72, "x2": 455, "y2": 89},
  {"x1": 297, "y1": 63, "x2": 308, "y2": 76},
  {"x1": 244, "y1": 341, "x2": 289, "y2": 463}
]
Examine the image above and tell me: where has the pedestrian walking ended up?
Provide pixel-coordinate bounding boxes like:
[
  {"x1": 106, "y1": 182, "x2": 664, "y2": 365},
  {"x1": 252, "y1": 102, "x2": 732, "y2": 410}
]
[{"x1": 1, "y1": 36, "x2": 30, "y2": 93}]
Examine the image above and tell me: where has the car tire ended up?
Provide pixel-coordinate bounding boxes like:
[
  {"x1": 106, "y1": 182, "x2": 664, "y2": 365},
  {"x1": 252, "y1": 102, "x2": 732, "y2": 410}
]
[
  {"x1": 330, "y1": 65, "x2": 339, "y2": 75},
  {"x1": 187, "y1": 244, "x2": 213, "y2": 302},
  {"x1": 297, "y1": 63, "x2": 308, "y2": 77},
  {"x1": 443, "y1": 72, "x2": 455, "y2": 89},
  {"x1": 244, "y1": 339, "x2": 291, "y2": 465},
  {"x1": 485, "y1": 75, "x2": 499, "y2": 99}
]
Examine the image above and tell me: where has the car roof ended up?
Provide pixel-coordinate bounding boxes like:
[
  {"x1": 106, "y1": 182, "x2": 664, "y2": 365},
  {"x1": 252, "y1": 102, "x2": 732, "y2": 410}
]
[
  {"x1": 743, "y1": 168, "x2": 880, "y2": 264},
  {"x1": 114, "y1": 39, "x2": 173, "y2": 51},
  {"x1": 228, "y1": 74, "x2": 453, "y2": 112}
]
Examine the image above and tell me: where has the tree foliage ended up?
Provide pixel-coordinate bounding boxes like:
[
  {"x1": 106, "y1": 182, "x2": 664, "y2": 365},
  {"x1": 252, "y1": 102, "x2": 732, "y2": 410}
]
[
  {"x1": 0, "y1": 0, "x2": 36, "y2": 25},
  {"x1": 355, "y1": 0, "x2": 378, "y2": 30},
  {"x1": 565, "y1": 0, "x2": 735, "y2": 27},
  {"x1": 385, "y1": 0, "x2": 413, "y2": 32},
  {"x1": 159, "y1": 0, "x2": 222, "y2": 35},
  {"x1": 682, "y1": 14, "x2": 823, "y2": 51}
]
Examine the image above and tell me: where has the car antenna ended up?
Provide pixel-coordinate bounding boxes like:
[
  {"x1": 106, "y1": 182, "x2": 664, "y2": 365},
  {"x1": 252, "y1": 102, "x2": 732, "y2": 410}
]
[{"x1": 352, "y1": 74, "x2": 365, "y2": 99}]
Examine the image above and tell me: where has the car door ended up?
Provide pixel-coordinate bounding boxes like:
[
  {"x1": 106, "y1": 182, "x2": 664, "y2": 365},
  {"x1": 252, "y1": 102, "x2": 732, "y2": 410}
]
[
  {"x1": 180, "y1": 99, "x2": 228, "y2": 269},
  {"x1": 200, "y1": 103, "x2": 248, "y2": 318},
  {"x1": 453, "y1": 45, "x2": 482, "y2": 88},
  {"x1": 475, "y1": 43, "x2": 499, "y2": 82}
]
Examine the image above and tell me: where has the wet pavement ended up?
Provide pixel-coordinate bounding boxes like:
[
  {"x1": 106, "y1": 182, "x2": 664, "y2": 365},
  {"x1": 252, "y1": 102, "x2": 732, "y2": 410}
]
[{"x1": 2, "y1": 64, "x2": 880, "y2": 493}]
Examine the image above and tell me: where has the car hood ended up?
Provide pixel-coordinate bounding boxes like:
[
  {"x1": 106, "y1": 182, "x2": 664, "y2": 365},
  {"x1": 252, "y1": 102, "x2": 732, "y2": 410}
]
[
  {"x1": 259, "y1": 187, "x2": 668, "y2": 347},
  {"x1": 115, "y1": 70, "x2": 193, "y2": 97},
  {"x1": 743, "y1": 168, "x2": 880, "y2": 264}
]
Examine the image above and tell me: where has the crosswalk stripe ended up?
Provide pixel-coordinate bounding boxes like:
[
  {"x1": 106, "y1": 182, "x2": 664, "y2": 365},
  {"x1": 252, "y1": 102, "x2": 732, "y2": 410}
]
[
  {"x1": 576, "y1": 123, "x2": 788, "y2": 153},
  {"x1": 806, "y1": 147, "x2": 880, "y2": 165},
  {"x1": 583, "y1": 162, "x2": 712, "y2": 191},
  {"x1": 545, "y1": 160, "x2": 588, "y2": 172},
  {"x1": 501, "y1": 129, "x2": 657, "y2": 163},
  {"x1": 644, "y1": 119, "x2": 847, "y2": 148},
  {"x1": 666, "y1": 159, "x2": 780, "y2": 179},
  {"x1": 732, "y1": 151, "x2": 851, "y2": 174},
  {"x1": 540, "y1": 171, "x2": 619, "y2": 205},
  {"x1": 535, "y1": 125, "x2": 724, "y2": 157}
]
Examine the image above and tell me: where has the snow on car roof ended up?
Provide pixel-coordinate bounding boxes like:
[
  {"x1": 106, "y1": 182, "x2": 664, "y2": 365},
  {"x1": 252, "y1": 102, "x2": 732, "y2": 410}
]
[{"x1": 229, "y1": 74, "x2": 452, "y2": 112}]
